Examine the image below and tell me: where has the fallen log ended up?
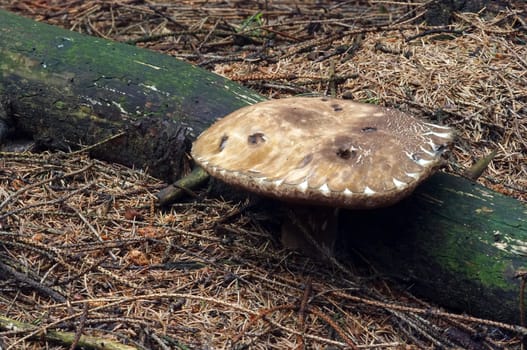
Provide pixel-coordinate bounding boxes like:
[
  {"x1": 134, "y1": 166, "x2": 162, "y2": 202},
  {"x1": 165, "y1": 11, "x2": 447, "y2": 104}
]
[
  {"x1": 0, "y1": 9, "x2": 526, "y2": 325},
  {"x1": 0, "y1": 9, "x2": 264, "y2": 183},
  {"x1": 344, "y1": 172, "x2": 527, "y2": 324}
]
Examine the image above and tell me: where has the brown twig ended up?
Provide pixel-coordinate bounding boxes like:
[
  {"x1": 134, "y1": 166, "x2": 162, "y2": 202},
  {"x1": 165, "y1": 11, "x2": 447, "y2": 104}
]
[
  {"x1": 295, "y1": 278, "x2": 312, "y2": 350},
  {"x1": 69, "y1": 301, "x2": 88, "y2": 350},
  {"x1": 0, "y1": 258, "x2": 66, "y2": 303}
]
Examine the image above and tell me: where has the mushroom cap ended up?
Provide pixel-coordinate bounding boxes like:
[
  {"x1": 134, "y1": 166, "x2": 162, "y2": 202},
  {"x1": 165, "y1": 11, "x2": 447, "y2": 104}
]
[{"x1": 192, "y1": 97, "x2": 454, "y2": 209}]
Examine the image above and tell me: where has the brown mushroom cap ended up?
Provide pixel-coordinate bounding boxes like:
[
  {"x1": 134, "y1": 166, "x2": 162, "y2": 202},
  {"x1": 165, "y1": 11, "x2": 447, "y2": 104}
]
[{"x1": 192, "y1": 97, "x2": 454, "y2": 209}]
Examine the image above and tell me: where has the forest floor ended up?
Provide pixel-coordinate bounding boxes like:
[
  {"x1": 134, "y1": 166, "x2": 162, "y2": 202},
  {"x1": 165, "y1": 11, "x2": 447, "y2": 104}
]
[{"x1": 0, "y1": 1, "x2": 526, "y2": 349}]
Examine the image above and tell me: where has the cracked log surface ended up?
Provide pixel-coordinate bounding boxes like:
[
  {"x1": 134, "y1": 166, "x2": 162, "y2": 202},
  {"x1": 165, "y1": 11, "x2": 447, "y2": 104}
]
[{"x1": 0, "y1": 9, "x2": 526, "y2": 324}]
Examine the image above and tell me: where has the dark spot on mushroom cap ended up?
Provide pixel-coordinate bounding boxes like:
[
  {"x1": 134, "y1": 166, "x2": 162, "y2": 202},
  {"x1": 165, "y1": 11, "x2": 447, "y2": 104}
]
[
  {"x1": 332, "y1": 104, "x2": 343, "y2": 112},
  {"x1": 320, "y1": 135, "x2": 359, "y2": 162},
  {"x1": 361, "y1": 126, "x2": 377, "y2": 132},
  {"x1": 219, "y1": 135, "x2": 228, "y2": 151},
  {"x1": 248, "y1": 132, "x2": 266, "y2": 145},
  {"x1": 336, "y1": 147, "x2": 355, "y2": 160}
]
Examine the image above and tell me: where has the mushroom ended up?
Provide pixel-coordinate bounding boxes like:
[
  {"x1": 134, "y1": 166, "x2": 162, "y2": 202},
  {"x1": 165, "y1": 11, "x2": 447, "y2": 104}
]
[{"x1": 191, "y1": 97, "x2": 454, "y2": 255}]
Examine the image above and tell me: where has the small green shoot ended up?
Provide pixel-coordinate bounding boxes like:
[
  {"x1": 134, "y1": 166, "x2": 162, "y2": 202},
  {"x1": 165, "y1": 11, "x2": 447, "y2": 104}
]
[{"x1": 239, "y1": 12, "x2": 264, "y2": 37}]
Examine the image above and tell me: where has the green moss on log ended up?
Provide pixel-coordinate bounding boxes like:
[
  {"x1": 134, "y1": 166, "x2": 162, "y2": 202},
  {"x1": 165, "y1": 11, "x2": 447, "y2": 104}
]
[
  {"x1": 0, "y1": 9, "x2": 264, "y2": 181},
  {"x1": 346, "y1": 172, "x2": 527, "y2": 323}
]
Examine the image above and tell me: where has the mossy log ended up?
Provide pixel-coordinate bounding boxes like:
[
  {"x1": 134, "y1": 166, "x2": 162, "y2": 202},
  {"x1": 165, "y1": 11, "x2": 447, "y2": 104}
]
[
  {"x1": 0, "y1": 10, "x2": 526, "y2": 325},
  {"x1": 0, "y1": 9, "x2": 264, "y2": 182},
  {"x1": 344, "y1": 172, "x2": 527, "y2": 324},
  {"x1": 0, "y1": 314, "x2": 136, "y2": 350}
]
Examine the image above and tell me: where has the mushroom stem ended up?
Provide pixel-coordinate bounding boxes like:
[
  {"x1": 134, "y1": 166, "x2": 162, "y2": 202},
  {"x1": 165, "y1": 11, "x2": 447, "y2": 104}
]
[{"x1": 281, "y1": 205, "x2": 340, "y2": 257}]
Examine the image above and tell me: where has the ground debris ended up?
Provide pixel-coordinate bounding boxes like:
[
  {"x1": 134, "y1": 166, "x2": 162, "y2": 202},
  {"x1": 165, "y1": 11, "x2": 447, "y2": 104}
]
[{"x1": 0, "y1": 151, "x2": 522, "y2": 349}]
